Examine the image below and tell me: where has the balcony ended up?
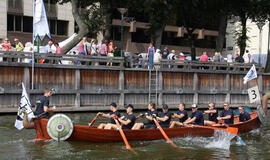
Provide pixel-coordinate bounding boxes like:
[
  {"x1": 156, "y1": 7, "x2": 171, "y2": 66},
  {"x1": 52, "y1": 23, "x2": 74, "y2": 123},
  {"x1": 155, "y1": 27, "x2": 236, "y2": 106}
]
[
  {"x1": 8, "y1": 0, "x2": 23, "y2": 14},
  {"x1": 45, "y1": 3, "x2": 57, "y2": 19}
]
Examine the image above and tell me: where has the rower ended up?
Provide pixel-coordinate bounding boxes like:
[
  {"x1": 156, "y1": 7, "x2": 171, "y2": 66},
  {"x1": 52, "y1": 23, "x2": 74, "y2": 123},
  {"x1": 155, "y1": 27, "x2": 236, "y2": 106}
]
[
  {"x1": 203, "y1": 102, "x2": 218, "y2": 126},
  {"x1": 238, "y1": 106, "x2": 251, "y2": 122},
  {"x1": 217, "y1": 102, "x2": 234, "y2": 125},
  {"x1": 169, "y1": 103, "x2": 188, "y2": 128},
  {"x1": 132, "y1": 102, "x2": 158, "y2": 130},
  {"x1": 105, "y1": 104, "x2": 136, "y2": 130},
  {"x1": 184, "y1": 104, "x2": 204, "y2": 126},
  {"x1": 34, "y1": 89, "x2": 56, "y2": 118},
  {"x1": 97, "y1": 102, "x2": 121, "y2": 129},
  {"x1": 155, "y1": 104, "x2": 172, "y2": 128}
]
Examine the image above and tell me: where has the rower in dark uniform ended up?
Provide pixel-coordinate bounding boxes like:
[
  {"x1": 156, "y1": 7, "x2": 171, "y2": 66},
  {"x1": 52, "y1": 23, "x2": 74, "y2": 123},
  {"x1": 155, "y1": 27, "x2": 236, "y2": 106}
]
[
  {"x1": 169, "y1": 103, "x2": 188, "y2": 128},
  {"x1": 106, "y1": 104, "x2": 136, "y2": 130},
  {"x1": 156, "y1": 104, "x2": 172, "y2": 128},
  {"x1": 238, "y1": 106, "x2": 251, "y2": 122},
  {"x1": 184, "y1": 104, "x2": 204, "y2": 126},
  {"x1": 34, "y1": 89, "x2": 56, "y2": 118},
  {"x1": 204, "y1": 102, "x2": 218, "y2": 126},
  {"x1": 132, "y1": 102, "x2": 158, "y2": 129},
  {"x1": 97, "y1": 102, "x2": 121, "y2": 129},
  {"x1": 217, "y1": 102, "x2": 234, "y2": 125}
]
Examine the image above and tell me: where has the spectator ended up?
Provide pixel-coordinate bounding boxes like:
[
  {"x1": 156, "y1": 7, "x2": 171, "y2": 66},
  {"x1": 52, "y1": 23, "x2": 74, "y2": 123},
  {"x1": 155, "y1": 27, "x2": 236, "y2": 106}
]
[
  {"x1": 90, "y1": 39, "x2": 98, "y2": 56},
  {"x1": 162, "y1": 46, "x2": 169, "y2": 59},
  {"x1": 136, "y1": 55, "x2": 143, "y2": 68},
  {"x1": 55, "y1": 43, "x2": 62, "y2": 55},
  {"x1": 78, "y1": 37, "x2": 89, "y2": 56},
  {"x1": 168, "y1": 50, "x2": 176, "y2": 60},
  {"x1": 1, "y1": 38, "x2": 11, "y2": 51},
  {"x1": 235, "y1": 54, "x2": 244, "y2": 63},
  {"x1": 100, "y1": 40, "x2": 108, "y2": 57},
  {"x1": 107, "y1": 41, "x2": 116, "y2": 66},
  {"x1": 243, "y1": 50, "x2": 252, "y2": 63},
  {"x1": 200, "y1": 51, "x2": 208, "y2": 62},
  {"x1": 227, "y1": 52, "x2": 233, "y2": 63},
  {"x1": 179, "y1": 52, "x2": 185, "y2": 61},
  {"x1": 23, "y1": 42, "x2": 33, "y2": 63},
  {"x1": 154, "y1": 49, "x2": 162, "y2": 69},
  {"x1": 146, "y1": 43, "x2": 155, "y2": 69},
  {"x1": 44, "y1": 41, "x2": 54, "y2": 54},
  {"x1": 14, "y1": 38, "x2": 24, "y2": 52},
  {"x1": 213, "y1": 52, "x2": 224, "y2": 62}
]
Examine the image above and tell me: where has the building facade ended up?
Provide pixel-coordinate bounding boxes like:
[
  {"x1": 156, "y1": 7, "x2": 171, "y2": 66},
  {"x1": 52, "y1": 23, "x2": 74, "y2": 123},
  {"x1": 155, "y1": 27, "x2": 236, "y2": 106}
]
[{"x1": 0, "y1": 0, "x2": 74, "y2": 44}]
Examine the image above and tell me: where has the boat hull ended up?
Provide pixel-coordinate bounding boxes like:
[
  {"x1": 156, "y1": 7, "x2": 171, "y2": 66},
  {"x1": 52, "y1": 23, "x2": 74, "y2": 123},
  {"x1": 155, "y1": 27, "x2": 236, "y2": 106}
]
[{"x1": 33, "y1": 112, "x2": 261, "y2": 142}]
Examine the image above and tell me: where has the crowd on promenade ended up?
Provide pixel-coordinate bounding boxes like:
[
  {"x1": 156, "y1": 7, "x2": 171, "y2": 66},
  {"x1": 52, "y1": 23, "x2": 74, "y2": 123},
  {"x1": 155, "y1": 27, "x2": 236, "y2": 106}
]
[{"x1": 0, "y1": 37, "x2": 256, "y2": 68}]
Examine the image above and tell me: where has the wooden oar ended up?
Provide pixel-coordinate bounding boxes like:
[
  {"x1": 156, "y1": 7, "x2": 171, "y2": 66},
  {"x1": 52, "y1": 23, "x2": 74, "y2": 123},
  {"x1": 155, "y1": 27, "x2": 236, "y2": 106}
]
[
  {"x1": 152, "y1": 118, "x2": 182, "y2": 150},
  {"x1": 114, "y1": 118, "x2": 135, "y2": 153},
  {"x1": 89, "y1": 114, "x2": 99, "y2": 127}
]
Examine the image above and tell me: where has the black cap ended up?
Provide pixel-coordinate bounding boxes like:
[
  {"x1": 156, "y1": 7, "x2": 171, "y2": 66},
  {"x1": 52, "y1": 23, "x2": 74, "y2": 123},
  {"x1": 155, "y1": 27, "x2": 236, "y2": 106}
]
[
  {"x1": 125, "y1": 104, "x2": 134, "y2": 109},
  {"x1": 109, "y1": 102, "x2": 117, "y2": 108},
  {"x1": 162, "y1": 104, "x2": 169, "y2": 109}
]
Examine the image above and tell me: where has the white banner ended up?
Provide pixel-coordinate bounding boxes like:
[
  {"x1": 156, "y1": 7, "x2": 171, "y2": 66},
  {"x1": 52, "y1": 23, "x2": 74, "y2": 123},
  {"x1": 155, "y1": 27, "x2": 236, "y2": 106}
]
[
  {"x1": 243, "y1": 64, "x2": 257, "y2": 84},
  {"x1": 247, "y1": 86, "x2": 261, "y2": 103},
  {"x1": 14, "y1": 83, "x2": 35, "y2": 130}
]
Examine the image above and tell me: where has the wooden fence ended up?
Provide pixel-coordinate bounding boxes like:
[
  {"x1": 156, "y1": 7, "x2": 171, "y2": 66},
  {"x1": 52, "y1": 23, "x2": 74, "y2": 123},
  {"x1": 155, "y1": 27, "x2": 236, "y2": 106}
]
[{"x1": 0, "y1": 51, "x2": 268, "y2": 113}]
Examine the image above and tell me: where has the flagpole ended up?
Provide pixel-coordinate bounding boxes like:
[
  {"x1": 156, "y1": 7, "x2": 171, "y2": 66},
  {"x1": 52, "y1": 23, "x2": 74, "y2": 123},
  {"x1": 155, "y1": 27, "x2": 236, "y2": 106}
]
[{"x1": 32, "y1": 0, "x2": 35, "y2": 90}]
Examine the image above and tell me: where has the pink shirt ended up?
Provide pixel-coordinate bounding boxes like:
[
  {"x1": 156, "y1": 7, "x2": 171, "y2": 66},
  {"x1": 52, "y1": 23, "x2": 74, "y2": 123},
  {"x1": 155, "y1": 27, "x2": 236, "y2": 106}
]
[
  {"x1": 56, "y1": 47, "x2": 62, "y2": 54},
  {"x1": 200, "y1": 55, "x2": 208, "y2": 62}
]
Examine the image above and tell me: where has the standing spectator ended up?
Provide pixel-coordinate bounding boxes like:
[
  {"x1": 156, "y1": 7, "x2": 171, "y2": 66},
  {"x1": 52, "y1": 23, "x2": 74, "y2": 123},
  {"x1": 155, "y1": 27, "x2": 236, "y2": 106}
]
[
  {"x1": 55, "y1": 43, "x2": 62, "y2": 55},
  {"x1": 162, "y1": 46, "x2": 169, "y2": 59},
  {"x1": 179, "y1": 52, "x2": 185, "y2": 61},
  {"x1": 100, "y1": 40, "x2": 108, "y2": 57},
  {"x1": 14, "y1": 38, "x2": 24, "y2": 52},
  {"x1": 23, "y1": 42, "x2": 33, "y2": 63},
  {"x1": 227, "y1": 52, "x2": 233, "y2": 63},
  {"x1": 154, "y1": 49, "x2": 162, "y2": 69},
  {"x1": 107, "y1": 41, "x2": 116, "y2": 66},
  {"x1": 1, "y1": 38, "x2": 11, "y2": 51},
  {"x1": 200, "y1": 51, "x2": 208, "y2": 62},
  {"x1": 44, "y1": 41, "x2": 54, "y2": 54},
  {"x1": 243, "y1": 50, "x2": 252, "y2": 63},
  {"x1": 167, "y1": 50, "x2": 176, "y2": 60},
  {"x1": 78, "y1": 37, "x2": 89, "y2": 56},
  {"x1": 146, "y1": 43, "x2": 155, "y2": 69},
  {"x1": 235, "y1": 54, "x2": 244, "y2": 63},
  {"x1": 90, "y1": 39, "x2": 98, "y2": 56}
]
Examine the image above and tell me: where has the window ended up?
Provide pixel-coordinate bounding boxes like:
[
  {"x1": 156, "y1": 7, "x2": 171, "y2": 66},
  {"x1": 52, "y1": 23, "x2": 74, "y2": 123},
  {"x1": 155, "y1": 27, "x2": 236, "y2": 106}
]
[
  {"x1": 7, "y1": 14, "x2": 14, "y2": 31},
  {"x1": 23, "y1": 16, "x2": 33, "y2": 33},
  {"x1": 7, "y1": 14, "x2": 22, "y2": 32},
  {"x1": 49, "y1": 19, "x2": 56, "y2": 35},
  {"x1": 131, "y1": 29, "x2": 150, "y2": 43},
  {"x1": 15, "y1": 16, "x2": 22, "y2": 31},
  {"x1": 57, "y1": 20, "x2": 68, "y2": 36}
]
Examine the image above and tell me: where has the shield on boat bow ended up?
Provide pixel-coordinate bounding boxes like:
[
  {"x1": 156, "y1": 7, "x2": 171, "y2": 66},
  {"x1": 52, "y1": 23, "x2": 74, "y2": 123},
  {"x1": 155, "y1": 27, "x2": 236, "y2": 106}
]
[{"x1": 46, "y1": 114, "x2": 74, "y2": 141}]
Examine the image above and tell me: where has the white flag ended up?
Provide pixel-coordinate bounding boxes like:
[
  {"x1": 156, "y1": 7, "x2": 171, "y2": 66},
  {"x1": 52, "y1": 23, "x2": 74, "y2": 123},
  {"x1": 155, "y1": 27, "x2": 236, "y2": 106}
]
[
  {"x1": 14, "y1": 83, "x2": 35, "y2": 130},
  {"x1": 243, "y1": 64, "x2": 257, "y2": 84},
  {"x1": 33, "y1": 0, "x2": 51, "y2": 40}
]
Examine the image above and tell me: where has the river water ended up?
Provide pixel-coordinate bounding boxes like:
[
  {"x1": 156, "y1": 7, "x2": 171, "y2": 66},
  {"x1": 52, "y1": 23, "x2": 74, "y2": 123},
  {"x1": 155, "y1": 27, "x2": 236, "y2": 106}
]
[{"x1": 1, "y1": 112, "x2": 270, "y2": 160}]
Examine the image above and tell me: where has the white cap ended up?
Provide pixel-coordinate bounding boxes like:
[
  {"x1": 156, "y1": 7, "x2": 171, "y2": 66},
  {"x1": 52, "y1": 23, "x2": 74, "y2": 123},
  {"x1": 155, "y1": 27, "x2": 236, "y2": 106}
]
[
  {"x1": 180, "y1": 52, "x2": 184, "y2": 56},
  {"x1": 191, "y1": 104, "x2": 197, "y2": 108}
]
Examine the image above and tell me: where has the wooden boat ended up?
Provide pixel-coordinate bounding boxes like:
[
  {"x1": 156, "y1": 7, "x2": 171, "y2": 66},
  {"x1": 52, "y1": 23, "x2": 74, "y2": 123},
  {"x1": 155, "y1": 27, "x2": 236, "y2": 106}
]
[{"x1": 33, "y1": 111, "x2": 261, "y2": 142}]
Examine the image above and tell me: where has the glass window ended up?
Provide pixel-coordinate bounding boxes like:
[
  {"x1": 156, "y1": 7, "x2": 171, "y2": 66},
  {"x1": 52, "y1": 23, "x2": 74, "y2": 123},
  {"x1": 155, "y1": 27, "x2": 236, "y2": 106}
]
[
  {"x1": 57, "y1": 20, "x2": 68, "y2": 36},
  {"x1": 15, "y1": 15, "x2": 22, "y2": 31},
  {"x1": 7, "y1": 14, "x2": 14, "y2": 31},
  {"x1": 49, "y1": 19, "x2": 56, "y2": 35},
  {"x1": 23, "y1": 16, "x2": 33, "y2": 33}
]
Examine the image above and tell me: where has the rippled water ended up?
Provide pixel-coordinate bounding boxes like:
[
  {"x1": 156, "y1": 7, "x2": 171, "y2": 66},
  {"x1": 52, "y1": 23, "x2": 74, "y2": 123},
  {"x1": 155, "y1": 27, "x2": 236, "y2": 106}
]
[{"x1": 1, "y1": 112, "x2": 270, "y2": 160}]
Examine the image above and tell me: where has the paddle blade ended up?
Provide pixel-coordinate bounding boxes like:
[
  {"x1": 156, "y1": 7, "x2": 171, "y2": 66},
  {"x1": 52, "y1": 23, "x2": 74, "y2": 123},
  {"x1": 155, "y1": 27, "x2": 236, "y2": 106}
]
[{"x1": 227, "y1": 127, "x2": 238, "y2": 134}]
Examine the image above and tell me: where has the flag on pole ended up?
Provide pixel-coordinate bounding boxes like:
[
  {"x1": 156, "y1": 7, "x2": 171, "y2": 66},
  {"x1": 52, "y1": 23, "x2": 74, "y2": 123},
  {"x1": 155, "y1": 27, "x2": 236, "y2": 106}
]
[
  {"x1": 33, "y1": 0, "x2": 51, "y2": 41},
  {"x1": 14, "y1": 83, "x2": 35, "y2": 130},
  {"x1": 243, "y1": 64, "x2": 257, "y2": 84}
]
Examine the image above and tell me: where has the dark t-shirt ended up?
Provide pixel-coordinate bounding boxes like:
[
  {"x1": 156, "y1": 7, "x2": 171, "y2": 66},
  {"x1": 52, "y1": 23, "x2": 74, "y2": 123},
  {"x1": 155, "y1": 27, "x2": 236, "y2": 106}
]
[
  {"x1": 121, "y1": 113, "x2": 136, "y2": 129},
  {"x1": 158, "y1": 112, "x2": 172, "y2": 128},
  {"x1": 239, "y1": 112, "x2": 251, "y2": 122},
  {"x1": 208, "y1": 110, "x2": 218, "y2": 123},
  {"x1": 176, "y1": 110, "x2": 188, "y2": 123},
  {"x1": 109, "y1": 111, "x2": 121, "y2": 124},
  {"x1": 220, "y1": 109, "x2": 234, "y2": 125},
  {"x1": 162, "y1": 49, "x2": 169, "y2": 59},
  {"x1": 190, "y1": 110, "x2": 204, "y2": 125},
  {"x1": 145, "y1": 110, "x2": 159, "y2": 125},
  {"x1": 34, "y1": 96, "x2": 50, "y2": 118}
]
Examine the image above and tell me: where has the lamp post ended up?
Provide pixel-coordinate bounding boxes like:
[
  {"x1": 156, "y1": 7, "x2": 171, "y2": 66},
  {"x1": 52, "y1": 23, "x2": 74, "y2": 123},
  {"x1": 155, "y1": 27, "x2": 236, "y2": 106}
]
[
  {"x1": 117, "y1": 8, "x2": 128, "y2": 57},
  {"x1": 257, "y1": 21, "x2": 265, "y2": 66}
]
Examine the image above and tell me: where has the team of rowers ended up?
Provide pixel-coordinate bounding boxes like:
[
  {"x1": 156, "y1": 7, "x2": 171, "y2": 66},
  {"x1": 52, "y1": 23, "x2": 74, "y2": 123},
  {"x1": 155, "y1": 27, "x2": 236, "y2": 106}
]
[{"x1": 95, "y1": 101, "x2": 251, "y2": 130}]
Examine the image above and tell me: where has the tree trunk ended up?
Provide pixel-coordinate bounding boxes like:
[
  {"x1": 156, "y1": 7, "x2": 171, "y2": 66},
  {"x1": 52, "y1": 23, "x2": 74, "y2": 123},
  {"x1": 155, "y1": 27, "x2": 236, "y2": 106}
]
[
  {"x1": 153, "y1": 27, "x2": 164, "y2": 49},
  {"x1": 216, "y1": 13, "x2": 227, "y2": 52},
  {"x1": 239, "y1": 14, "x2": 247, "y2": 57},
  {"x1": 61, "y1": 0, "x2": 89, "y2": 54}
]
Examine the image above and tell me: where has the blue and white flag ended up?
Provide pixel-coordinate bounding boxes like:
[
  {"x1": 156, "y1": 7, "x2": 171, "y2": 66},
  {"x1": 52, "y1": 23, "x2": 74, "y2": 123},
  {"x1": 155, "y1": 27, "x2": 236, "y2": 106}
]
[
  {"x1": 14, "y1": 83, "x2": 35, "y2": 130},
  {"x1": 243, "y1": 64, "x2": 257, "y2": 84},
  {"x1": 33, "y1": 0, "x2": 51, "y2": 41}
]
